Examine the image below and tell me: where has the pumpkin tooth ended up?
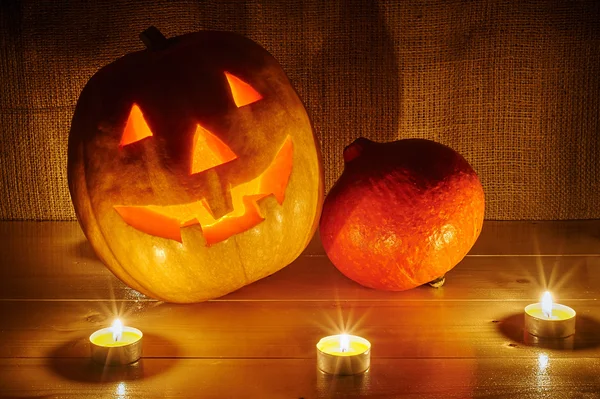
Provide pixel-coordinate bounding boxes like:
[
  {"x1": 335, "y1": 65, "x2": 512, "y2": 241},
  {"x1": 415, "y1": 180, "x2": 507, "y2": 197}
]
[{"x1": 201, "y1": 169, "x2": 233, "y2": 219}]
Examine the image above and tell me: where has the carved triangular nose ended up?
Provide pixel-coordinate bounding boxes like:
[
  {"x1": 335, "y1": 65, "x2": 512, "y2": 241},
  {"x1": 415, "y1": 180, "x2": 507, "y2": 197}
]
[{"x1": 190, "y1": 124, "x2": 238, "y2": 174}]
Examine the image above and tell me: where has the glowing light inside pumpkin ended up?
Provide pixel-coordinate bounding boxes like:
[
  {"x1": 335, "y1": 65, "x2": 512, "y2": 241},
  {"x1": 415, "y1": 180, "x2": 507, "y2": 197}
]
[
  {"x1": 114, "y1": 136, "x2": 294, "y2": 245},
  {"x1": 191, "y1": 124, "x2": 238, "y2": 174},
  {"x1": 541, "y1": 291, "x2": 553, "y2": 319},
  {"x1": 225, "y1": 72, "x2": 263, "y2": 108},
  {"x1": 120, "y1": 104, "x2": 153, "y2": 146},
  {"x1": 111, "y1": 319, "x2": 124, "y2": 342},
  {"x1": 339, "y1": 333, "x2": 350, "y2": 353}
]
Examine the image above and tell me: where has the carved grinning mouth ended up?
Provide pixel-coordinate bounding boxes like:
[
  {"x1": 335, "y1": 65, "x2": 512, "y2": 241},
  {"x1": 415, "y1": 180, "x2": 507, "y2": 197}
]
[{"x1": 114, "y1": 136, "x2": 293, "y2": 245}]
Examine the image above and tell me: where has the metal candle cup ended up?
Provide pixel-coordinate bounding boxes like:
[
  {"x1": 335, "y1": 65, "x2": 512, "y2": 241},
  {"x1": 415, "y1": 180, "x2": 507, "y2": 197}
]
[
  {"x1": 89, "y1": 320, "x2": 143, "y2": 366},
  {"x1": 524, "y1": 292, "x2": 576, "y2": 338},
  {"x1": 316, "y1": 334, "x2": 371, "y2": 375}
]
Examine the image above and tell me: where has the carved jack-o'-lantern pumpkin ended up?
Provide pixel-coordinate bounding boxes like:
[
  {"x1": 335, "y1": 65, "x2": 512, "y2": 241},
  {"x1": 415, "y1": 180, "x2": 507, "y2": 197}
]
[{"x1": 68, "y1": 27, "x2": 323, "y2": 303}]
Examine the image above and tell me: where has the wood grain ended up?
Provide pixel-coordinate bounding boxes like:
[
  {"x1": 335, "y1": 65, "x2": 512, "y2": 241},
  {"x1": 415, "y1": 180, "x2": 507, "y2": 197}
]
[
  {"x1": 0, "y1": 221, "x2": 599, "y2": 398},
  {"x1": 468, "y1": 220, "x2": 600, "y2": 256},
  {"x1": 1, "y1": 357, "x2": 599, "y2": 399},
  {"x1": 0, "y1": 254, "x2": 598, "y2": 301},
  {"x1": 0, "y1": 221, "x2": 599, "y2": 301},
  {"x1": 0, "y1": 300, "x2": 598, "y2": 359},
  {"x1": 1, "y1": 220, "x2": 599, "y2": 265}
]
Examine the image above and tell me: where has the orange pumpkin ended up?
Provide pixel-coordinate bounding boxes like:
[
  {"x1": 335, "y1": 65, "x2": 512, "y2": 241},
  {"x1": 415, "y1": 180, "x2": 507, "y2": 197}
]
[
  {"x1": 320, "y1": 138, "x2": 484, "y2": 291},
  {"x1": 68, "y1": 27, "x2": 323, "y2": 303}
]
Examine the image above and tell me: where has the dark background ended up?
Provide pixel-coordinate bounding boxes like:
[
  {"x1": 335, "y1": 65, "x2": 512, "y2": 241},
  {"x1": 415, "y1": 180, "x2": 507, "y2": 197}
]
[{"x1": 1, "y1": 0, "x2": 598, "y2": 221}]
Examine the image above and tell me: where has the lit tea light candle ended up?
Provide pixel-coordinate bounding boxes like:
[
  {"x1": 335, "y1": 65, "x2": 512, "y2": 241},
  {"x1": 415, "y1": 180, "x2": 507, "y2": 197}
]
[
  {"x1": 89, "y1": 319, "x2": 143, "y2": 366},
  {"x1": 524, "y1": 291, "x2": 576, "y2": 338},
  {"x1": 316, "y1": 333, "x2": 371, "y2": 375}
]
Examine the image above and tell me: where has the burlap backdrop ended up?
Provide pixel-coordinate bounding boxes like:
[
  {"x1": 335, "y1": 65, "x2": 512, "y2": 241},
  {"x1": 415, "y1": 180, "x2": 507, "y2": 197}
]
[{"x1": 1, "y1": 0, "x2": 598, "y2": 221}]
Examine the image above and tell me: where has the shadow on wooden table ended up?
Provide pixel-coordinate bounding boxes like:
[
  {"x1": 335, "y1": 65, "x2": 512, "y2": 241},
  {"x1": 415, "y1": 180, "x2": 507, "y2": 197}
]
[
  {"x1": 47, "y1": 333, "x2": 179, "y2": 383},
  {"x1": 497, "y1": 313, "x2": 600, "y2": 350},
  {"x1": 72, "y1": 239, "x2": 100, "y2": 262}
]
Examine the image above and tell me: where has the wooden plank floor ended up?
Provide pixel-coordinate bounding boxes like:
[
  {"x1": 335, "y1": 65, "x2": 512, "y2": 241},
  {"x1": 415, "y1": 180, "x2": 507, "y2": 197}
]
[{"x1": 0, "y1": 221, "x2": 599, "y2": 398}]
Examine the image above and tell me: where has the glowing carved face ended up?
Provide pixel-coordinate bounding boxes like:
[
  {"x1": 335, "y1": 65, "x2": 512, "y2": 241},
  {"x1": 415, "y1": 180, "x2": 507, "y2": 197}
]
[{"x1": 113, "y1": 72, "x2": 293, "y2": 245}]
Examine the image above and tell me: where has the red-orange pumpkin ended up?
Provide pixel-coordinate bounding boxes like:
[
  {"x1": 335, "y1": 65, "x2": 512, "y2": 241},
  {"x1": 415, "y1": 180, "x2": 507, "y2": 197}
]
[
  {"x1": 320, "y1": 138, "x2": 484, "y2": 291},
  {"x1": 68, "y1": 27, "x2": 323, "y2": 303}
]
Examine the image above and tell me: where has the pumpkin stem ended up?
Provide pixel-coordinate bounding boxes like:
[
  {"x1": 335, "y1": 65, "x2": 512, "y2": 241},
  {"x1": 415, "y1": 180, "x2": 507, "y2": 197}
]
[
  {"x1": 343, "y1": 137, "x2": 373, "y2": 163},
  {"x1": 427, "y1": 275, "x2": 446, "y2": 288},
  {"x1": 140, "y1": 26, "x2": 168, "y2": 51}
]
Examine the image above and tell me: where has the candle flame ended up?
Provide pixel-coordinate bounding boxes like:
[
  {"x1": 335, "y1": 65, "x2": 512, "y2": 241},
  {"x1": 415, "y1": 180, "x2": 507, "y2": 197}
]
[
  {"x1": 541, "y1": 291, "x2": 553, "y2": 319},
  {"x1": 112, "y1": 319, "x2": 123, "y2": 342},
  {"x1": 340, "y1": 334, "x2": 350, "y2": 353}
]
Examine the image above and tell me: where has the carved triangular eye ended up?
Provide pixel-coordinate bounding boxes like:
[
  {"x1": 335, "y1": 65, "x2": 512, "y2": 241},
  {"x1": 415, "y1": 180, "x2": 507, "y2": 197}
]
[
  {"x1": 120, "y1": 104, "x2": 154, "y2": 147},
  {"x1": 225, "y1": 72, "x2": 263, "y2": 108},
  {"x1": 191, "y1": 124, "x2": 238, "y2": 174}
]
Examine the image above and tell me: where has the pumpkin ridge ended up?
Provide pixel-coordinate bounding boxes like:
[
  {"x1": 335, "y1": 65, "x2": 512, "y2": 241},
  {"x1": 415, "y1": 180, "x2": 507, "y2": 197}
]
[
  {"x1": 393, "y1": 262, "x2": 418, "y2": 286},
  {"x1": 102, "y1": 119, "x2": 179, "y2": 300},
  {"x1": 232, "y1": 234, "x2": 250, "y2": 285},
  {"x1": 77, "y1": 143, "x2": 154, "y2": 298}
]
